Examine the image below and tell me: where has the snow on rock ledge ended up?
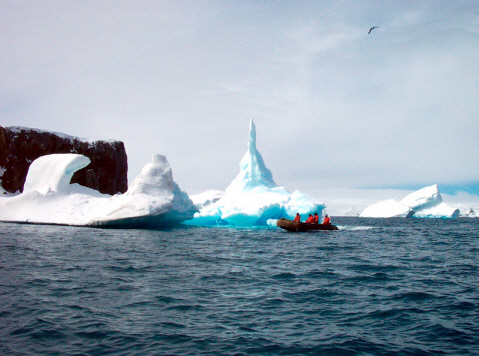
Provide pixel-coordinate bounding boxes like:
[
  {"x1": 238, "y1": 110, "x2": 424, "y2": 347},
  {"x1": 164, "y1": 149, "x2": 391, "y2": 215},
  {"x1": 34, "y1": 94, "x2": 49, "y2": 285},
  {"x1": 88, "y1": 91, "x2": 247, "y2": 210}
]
[
  {"x1": 360, "y1": 184, "x2": 459, "y2": 218},
  {"x1": 187, "y1": 119, "x2": 325, "y2": 226},
  {"x1": 0, "y1": 153, "x2": 197, "y2": 227}
]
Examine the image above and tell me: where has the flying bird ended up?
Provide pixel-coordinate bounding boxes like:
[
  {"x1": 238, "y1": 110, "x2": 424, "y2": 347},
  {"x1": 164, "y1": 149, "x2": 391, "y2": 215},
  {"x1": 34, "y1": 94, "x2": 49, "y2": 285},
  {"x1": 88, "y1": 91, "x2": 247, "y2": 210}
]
[{"x1": 368, "y1": 26, "x2": 379, "y2": 34}]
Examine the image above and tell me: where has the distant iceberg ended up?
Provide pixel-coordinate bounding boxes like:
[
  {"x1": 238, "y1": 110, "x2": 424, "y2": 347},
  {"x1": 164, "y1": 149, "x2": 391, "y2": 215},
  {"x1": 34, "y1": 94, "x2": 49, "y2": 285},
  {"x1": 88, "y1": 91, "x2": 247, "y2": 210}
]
[
  {"x1": 360, "y1": 199, "x2": 413, "y2": 218},
  {"x1": 0, "y1": 153, "x2": 197, "y2": 227},
  {"x1": 187, "y1": 119, "x2": 325, "y2": 226},
  {"x1": 360, "y1": 184, "x2": 460, "y2": 218}
]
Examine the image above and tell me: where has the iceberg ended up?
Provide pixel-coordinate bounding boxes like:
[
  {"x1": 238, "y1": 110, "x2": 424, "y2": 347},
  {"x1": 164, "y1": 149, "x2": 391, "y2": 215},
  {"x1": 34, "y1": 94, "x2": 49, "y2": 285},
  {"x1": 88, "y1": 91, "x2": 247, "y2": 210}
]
[
  {"x1": 0, "y1": 153, "x2": 197, "y2": 227},
  {"x1": 360, "y1": 184, "x2": 460, "y2": 218},
  {"x1": 187, "y1": 119, "x2": 326, "y2": 226},
  {"x1": 359, "y1": 199, "x2": 413, "y2": 218},
  {"x1": 23, "y1": 154, "x2": 92, "y2": 195},
  {"x1": 190, "y1": 189, "x2": 225, "y2": 210}
]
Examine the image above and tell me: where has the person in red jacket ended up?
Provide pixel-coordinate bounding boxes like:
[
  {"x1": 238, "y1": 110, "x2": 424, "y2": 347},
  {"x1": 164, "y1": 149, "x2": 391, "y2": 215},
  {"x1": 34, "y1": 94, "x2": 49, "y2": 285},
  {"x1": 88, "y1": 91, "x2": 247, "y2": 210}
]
[
  {"x1": 313, "y1": 212, "x2": 319, "y2": 224},
  {"x1": 322, "y1": 214, "x2": 331, "y2": 225},
  {"x1": 294, "y1": 213, "x2": 301, "y2": 222},
  {"x1": 305, "y1": 214, "x2": 314, "y2": 224}
]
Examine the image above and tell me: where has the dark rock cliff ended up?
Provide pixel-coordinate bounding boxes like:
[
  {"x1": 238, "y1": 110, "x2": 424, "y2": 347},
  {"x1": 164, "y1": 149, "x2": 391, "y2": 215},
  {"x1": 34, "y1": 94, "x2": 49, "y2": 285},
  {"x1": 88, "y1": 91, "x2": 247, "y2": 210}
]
[{"x1": 0, "y1": 126, "x2": 128, "y2": 195}]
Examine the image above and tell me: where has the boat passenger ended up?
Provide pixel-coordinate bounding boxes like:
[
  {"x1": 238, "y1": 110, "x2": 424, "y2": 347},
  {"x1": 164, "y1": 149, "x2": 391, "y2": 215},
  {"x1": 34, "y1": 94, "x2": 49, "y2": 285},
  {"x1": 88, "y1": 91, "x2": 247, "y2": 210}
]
[
  {"x1": 294, "y1": 213, "x2": 301, "y2": 222},
  {"x1": 305, "y1": 214, "x2": 314, "y2": 224},
  {"x1": 313, "y1": 212, "x2": 319, "y2": 224},
  {"x1": 322, "y1": 214, "x2": 331, "y2": 225}
]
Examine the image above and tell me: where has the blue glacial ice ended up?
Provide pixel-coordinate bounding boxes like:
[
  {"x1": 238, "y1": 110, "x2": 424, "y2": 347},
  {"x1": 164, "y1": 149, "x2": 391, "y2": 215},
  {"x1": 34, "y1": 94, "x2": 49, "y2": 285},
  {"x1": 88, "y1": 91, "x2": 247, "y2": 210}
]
[{"x1": 187, "y1": 119, "x2": 326, "y2": 226}]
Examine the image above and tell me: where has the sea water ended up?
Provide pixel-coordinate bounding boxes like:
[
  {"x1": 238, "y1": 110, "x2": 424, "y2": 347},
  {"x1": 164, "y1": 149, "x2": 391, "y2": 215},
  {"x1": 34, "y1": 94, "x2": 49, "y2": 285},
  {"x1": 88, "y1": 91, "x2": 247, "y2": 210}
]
[{"x1": 1, "y1": 218, "x2": 478, "y2": 355}]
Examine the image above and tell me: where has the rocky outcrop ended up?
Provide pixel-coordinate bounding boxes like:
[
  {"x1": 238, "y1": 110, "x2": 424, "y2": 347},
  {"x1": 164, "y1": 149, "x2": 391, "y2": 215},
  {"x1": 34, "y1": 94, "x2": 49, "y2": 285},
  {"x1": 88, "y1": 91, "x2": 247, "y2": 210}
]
[{"x1": 0, "y1": 126, "x2": 128, "y2": 195}]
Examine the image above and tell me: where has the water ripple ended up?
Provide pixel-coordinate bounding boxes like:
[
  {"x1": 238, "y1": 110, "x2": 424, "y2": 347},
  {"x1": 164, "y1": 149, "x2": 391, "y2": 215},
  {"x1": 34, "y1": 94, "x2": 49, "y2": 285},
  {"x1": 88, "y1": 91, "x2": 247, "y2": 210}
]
[{"x1": 1, "y1": 218, "x2": 478, "y2": 355}]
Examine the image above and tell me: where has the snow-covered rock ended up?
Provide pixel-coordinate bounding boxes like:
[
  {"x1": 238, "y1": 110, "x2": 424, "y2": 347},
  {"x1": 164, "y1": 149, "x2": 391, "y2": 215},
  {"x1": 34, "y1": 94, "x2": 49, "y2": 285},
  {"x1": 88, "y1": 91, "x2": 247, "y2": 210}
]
[
  {"x1": 0, "y1": 153, "x2": 197, "y2": 227},
  {"x1": 360, "y1": 184, "x2": 459, "y2": 218},
  {"x1": 461, "y1": 207, "x2": 476, "y2": 217},
  {"x1": 187, "y1": 119, "x2": 325, "y2": 226}
]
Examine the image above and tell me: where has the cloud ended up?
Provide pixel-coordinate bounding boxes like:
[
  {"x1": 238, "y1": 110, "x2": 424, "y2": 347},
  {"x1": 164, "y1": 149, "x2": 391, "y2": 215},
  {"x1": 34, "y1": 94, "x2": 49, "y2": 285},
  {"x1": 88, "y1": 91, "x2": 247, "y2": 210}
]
[{"x1": 1, "y1": 1, "x2": 478, "y2": 196}]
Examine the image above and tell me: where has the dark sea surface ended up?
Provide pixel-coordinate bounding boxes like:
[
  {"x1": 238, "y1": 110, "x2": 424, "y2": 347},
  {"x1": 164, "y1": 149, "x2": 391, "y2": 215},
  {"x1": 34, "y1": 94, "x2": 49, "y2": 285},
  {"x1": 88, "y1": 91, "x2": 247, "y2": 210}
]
[{"x1": 1, "y1": 218, "x2": 478, "y2": 355}]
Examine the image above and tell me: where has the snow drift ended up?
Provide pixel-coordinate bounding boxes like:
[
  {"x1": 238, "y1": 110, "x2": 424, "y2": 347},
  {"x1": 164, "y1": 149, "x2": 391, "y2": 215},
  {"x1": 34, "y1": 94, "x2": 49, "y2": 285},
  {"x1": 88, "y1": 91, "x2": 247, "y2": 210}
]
[
  {"x1": 187, "y1": 119, "x2": 326, "y2": 226},
  {"x1": 0, "y1": 153, "x2": 197, "y2": 227}
]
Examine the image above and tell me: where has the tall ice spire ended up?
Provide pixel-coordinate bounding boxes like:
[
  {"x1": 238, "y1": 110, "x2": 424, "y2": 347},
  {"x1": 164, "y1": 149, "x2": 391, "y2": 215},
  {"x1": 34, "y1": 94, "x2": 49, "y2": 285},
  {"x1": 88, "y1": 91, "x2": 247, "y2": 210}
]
[
  {"x1": 225, "y1": 119, "x2": 277, "y2": 193},
  {"x1": 248, "y1": 117, "x2": 256, "y2": 151}
]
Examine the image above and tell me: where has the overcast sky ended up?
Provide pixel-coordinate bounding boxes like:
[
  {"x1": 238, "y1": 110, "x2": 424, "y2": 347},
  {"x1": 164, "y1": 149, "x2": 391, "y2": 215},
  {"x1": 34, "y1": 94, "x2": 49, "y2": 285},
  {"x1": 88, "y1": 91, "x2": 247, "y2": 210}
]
[{"x1": 1, "y1": 1, "x2": 478, "y2": 196}]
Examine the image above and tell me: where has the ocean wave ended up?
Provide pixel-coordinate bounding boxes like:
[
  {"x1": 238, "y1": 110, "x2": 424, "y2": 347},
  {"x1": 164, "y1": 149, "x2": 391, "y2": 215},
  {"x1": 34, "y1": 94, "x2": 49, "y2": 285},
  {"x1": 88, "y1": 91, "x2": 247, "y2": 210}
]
[
  {"x1": 2, "y1": 218, "x2": 478, "y2": 355},
  {"x1": 335, "y1": 225, "x2": 377, "y2": 231}
]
